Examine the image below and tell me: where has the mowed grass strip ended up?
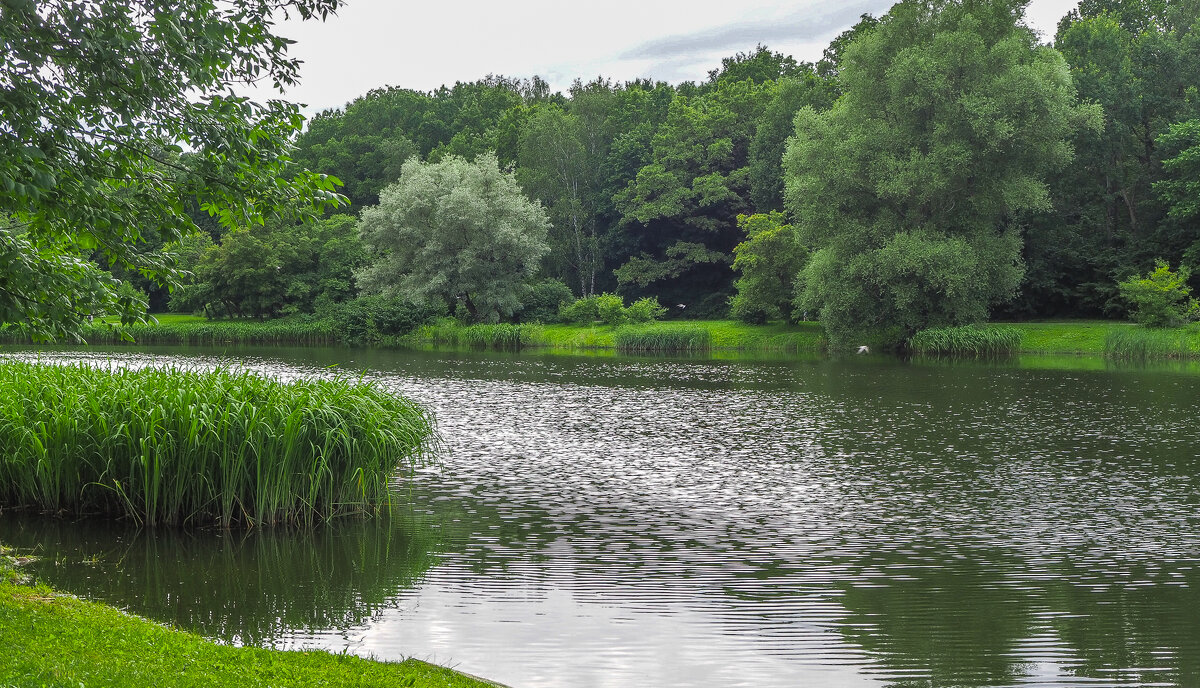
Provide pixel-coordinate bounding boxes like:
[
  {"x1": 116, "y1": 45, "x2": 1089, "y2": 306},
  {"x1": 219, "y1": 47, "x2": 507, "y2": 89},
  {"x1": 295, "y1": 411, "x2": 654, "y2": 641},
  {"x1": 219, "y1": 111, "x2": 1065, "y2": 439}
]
[
  {"x1": 0, "y1": 553, "x2": 496, "y2": 688},
  {"x1": 0, "y1": 362, "x2": 436, "y2": 528}
]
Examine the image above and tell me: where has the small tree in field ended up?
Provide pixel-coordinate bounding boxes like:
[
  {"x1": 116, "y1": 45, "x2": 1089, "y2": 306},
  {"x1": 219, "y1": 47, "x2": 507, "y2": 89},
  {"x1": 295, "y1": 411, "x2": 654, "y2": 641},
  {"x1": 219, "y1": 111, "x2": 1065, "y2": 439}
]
[
  {"x1": 1118, "y1": 260, "x2": 1200, "y2": 327},
  {"x1": 357, "y1": 153, "x2": 550, "y2": 323}
]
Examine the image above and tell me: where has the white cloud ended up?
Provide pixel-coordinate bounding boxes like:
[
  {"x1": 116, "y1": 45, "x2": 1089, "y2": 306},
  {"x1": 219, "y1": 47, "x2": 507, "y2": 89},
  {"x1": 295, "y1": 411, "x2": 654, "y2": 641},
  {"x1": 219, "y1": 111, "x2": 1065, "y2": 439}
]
[{"x1": 257, "y1": 0, "x2": 1081, "y2": 114}]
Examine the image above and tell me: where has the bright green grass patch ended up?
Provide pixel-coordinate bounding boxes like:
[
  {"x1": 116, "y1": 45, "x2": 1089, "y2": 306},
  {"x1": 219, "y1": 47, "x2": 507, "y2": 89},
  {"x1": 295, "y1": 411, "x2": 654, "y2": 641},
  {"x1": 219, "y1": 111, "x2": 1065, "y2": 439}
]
[
  {"x1": 0, "y1": 553, "x2": 495, "y2": 688},
  {"x1": 908, "y1": 324, "x2": 1022, "y2": 355},
  {"x1": 998, "y1": 321, "x2": 1121, "y2": 355},
  {"x1": 422, "y1": 320, "x2": 827, "y2": 353},
  {"x1": 614, "y1": 324, "x2": 712, "y2": 352},
  {"x1": 100, "y1": 314, "x2": 208, "y2": 326},
  {"x1": 0, "y1": 362, "x2": 436, "y2": 528}
]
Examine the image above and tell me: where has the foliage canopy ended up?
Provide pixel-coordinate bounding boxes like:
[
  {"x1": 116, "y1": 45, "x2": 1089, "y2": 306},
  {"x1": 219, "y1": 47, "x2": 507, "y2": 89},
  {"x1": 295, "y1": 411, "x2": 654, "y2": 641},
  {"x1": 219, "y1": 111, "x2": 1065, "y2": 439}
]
[
  {"x1": 1117, "y1": 259, "x2": 1200, "y2": 327},
  {"x1": 0, "y1": 0, "x2": 345, "y2": 340},
  {"x1": 785, "y1": 0, "x2": 1100, "y2": 347},
  {"x1": 357, "y1": 153, "x2": 551, "y2": 323}
]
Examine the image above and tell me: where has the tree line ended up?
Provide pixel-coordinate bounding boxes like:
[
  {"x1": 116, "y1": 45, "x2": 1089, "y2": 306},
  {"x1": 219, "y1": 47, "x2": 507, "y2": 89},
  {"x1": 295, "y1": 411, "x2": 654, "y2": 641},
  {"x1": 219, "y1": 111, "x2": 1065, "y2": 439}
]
[{"x1": 154, "y1": 0, "x2": 1200, "y2": 347}]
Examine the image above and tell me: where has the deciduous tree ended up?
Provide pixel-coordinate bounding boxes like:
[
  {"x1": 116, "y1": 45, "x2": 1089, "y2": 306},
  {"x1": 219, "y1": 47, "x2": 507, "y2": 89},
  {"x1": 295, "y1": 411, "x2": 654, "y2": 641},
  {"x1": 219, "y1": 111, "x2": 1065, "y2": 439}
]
[
  {"x1": 357, "y1": 153, "x2": 550, "y2": 322},
  {"x1": 785, "y1": 0, "x2": 1099, "y2": 347},
  {"x1": 0, "y1": 0, "x2": 344, "y2": 340}
]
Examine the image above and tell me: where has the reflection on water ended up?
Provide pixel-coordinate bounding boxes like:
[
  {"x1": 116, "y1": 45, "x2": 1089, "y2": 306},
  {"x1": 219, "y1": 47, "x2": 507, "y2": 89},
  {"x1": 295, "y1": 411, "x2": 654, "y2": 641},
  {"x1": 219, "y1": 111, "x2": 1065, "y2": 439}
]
[
  {"x1": 0, "y1": 512, "x2": 437, "y2": 647},
  {"x1": 3, "y1": 346, "x2": 1200, "y2": 687}
]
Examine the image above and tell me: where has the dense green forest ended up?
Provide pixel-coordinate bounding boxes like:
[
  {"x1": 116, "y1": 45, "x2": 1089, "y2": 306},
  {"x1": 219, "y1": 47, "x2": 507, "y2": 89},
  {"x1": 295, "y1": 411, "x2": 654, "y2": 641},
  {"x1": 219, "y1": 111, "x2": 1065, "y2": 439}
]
[{"x1": 142, "y1": 0, "x2": 1200, "y2": 347}]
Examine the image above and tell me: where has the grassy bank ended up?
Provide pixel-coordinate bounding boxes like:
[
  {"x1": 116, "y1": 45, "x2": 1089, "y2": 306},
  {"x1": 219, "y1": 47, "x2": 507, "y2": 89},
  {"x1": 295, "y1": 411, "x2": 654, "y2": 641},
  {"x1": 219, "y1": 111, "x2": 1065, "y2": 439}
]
[
  {"x1": 0, "y1": 547, "x2": 495, "y2": 688},
  {"x1": 921, "y1": 321, "x2": 1200, "y2": 359},
  {"x1": 0, "y1": 314, "x2": 339, "y2": 346},
  {"x1": 404, "y1": 319, "x2": 827, "y2": 353},
  {"x1": 0, "y1": 362, "x2": 436, "y2": 527}
]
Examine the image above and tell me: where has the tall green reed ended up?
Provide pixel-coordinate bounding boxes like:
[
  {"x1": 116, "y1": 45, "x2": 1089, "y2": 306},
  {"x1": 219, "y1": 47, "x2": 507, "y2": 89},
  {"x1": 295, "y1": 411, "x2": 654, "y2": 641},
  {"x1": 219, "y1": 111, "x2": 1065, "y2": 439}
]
[
  {"x1": 907, "y1": 325, "x2": 1022, "y2": 356},
  {"x1": 1105, "y1": 327, "x2": 1194, "y2": 359},
  {"x1": 415, "y1": 321, "x2": 545, "y2": 350},
  {"x1": 0, "y1": 362, "x2": 436, "y2": 528},
  {"x1": 613, "y1": 325, "x2": 712, "y2": 352}
]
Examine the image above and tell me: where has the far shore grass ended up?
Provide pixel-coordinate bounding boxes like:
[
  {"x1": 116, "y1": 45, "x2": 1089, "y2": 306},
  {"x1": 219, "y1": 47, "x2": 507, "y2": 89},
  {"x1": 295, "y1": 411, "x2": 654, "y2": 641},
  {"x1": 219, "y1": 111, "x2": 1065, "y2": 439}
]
[
  {"x1": 6, "y1": 313, "x2": 1200, "y2": 359},
  {"x1": 0, "y1": 546, "x2": 498, "y2": 688},
  {"x1": 403, "y1": 319, "x2": 829, "y2": 353}
]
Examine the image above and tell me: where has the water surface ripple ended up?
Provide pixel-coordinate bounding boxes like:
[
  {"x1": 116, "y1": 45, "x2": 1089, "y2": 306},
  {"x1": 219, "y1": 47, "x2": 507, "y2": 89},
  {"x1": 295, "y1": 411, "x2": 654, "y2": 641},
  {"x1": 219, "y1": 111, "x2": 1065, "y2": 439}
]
[{"x1": 3, "y1": 348, "x2": 1199, "y2": 687}]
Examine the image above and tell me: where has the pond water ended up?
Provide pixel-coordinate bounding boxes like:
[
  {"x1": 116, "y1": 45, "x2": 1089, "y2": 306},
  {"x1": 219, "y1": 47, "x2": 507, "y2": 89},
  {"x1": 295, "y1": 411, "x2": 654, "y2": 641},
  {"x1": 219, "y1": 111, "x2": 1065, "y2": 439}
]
[{"x1": 3, "y1": 346, "x2": 1200, "y2": 687}]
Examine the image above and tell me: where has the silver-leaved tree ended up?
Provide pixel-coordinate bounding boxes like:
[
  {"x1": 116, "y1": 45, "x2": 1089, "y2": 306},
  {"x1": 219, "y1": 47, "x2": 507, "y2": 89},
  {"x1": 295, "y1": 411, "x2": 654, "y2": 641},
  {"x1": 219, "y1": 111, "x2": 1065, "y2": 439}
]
[{"x1": 357, "y1": 152, "x2": 550, "y2": 323}]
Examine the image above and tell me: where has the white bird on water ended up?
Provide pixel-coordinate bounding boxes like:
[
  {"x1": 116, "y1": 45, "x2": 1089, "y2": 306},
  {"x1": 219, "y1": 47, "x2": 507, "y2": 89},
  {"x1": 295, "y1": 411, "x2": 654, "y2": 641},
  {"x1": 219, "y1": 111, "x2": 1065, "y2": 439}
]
[{"x1": 856, "y1": 345, "x2": 869, "y2": 355}]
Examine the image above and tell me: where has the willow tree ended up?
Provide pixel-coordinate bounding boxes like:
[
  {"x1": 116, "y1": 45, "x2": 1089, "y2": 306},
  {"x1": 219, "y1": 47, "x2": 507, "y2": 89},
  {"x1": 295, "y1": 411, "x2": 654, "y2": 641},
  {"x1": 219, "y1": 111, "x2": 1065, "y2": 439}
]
[
  {"x1": 357, "y1": 153, "x2": 550, "y2": 323},
  {"x1": 784, "y1": 0, "x2": 1100, "y2": 348}
]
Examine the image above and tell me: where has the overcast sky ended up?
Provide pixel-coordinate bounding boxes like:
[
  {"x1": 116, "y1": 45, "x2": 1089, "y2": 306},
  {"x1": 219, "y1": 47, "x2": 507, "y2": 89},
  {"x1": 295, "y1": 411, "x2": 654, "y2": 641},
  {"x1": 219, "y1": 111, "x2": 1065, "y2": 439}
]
[{"x1": 264, "y1": 0, "x2": 1081, "y2": 115}]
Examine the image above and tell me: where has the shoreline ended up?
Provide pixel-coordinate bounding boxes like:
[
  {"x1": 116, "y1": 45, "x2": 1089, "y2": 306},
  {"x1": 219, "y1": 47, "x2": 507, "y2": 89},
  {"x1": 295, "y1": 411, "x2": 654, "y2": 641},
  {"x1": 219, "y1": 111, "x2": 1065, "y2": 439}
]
[
  {"x1": 3, "y1": 316, "x2": 1200, "y2": 361},
  {"x1": 0, "y1": 545, "x2": 501, "y2": 688}
]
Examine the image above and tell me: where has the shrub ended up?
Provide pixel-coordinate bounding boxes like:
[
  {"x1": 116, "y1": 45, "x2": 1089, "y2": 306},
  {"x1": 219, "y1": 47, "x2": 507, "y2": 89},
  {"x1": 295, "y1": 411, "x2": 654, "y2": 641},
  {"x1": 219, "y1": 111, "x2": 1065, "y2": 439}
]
[
  {"x1": 318, "y1": 294, "x2": 441, "y2": 344},
  {"x1": 560, "y1": 293, "x2": 668, "y2": 326},
  {"x1": 730, "y1": 212, "x2": 807, "y2": 324},
  {"x1": 515, "y1": 279, "x2": 575, "y2": 323},
  {"x1": 1117, "y1": 260, "x2": 1200, "y2": 327},
  {"x1": 595, "y1": 293, "x2": 627, "y2": 326},
  {"x1": 626, "y1": 297, "x2": 667, "y2": 323},
  {"x1": 559, "y1": 295, "x2": 600, "y2": 324}
]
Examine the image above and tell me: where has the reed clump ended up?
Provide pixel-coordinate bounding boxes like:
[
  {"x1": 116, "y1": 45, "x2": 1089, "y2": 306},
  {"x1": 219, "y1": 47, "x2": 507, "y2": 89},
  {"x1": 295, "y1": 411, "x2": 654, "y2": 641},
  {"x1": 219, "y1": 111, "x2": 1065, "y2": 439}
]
[
  {"x1": 907, "y1": 325, "x2": 1022, "y2": 356},
  {"x1": 1104, "y1": 327, "x2": 1195, "y2": 359},
  {"x1": 613, "y1": 325, "x2": 712, "y2": 352},
  {"x1": 0, "y1": 361, "x2": 436, "y2": 528},
  {"x1": 413, "y1": 320, "x2": 546, "y2": 350}
]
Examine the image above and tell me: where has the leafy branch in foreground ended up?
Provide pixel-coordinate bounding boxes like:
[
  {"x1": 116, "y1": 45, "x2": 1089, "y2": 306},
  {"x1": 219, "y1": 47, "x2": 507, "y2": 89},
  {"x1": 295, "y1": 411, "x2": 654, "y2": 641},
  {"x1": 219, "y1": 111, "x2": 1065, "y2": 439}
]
[{"x1": 0, "y1": 0, "x2": 346, "y2": 341}]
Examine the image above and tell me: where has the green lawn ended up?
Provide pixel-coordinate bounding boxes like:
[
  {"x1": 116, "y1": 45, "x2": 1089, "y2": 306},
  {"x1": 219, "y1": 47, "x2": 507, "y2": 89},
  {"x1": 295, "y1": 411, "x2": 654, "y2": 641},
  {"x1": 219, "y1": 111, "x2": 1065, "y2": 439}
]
[
  {"x1": 446, "y1": 319, "x2": 829, "y2": 352},
  {"x1": 995, "y1": 320, "x2": 1131, "y2": 355},
  {"x1": 69, "y1": 314, "x2": 1200, "y2": 360},
  {"x1": 0, "y1": 548, "x2": 497, "y2": 688}
]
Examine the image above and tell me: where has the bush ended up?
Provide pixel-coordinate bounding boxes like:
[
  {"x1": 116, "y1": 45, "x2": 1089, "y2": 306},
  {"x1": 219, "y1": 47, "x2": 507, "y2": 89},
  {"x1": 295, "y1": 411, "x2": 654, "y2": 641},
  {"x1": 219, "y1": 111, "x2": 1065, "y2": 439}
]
[
  {"x1": 1117, "y1": 260, "x2": 1200, "y2": 327},
  {"x1": 560, "y1": 293, "x2": 669, "y2": 326},
  {"x1": 626, "y1": 297, "x2": 667, "y2": 323},
  {"x1": 559, "y1": 295, "x2": 600, "y2": 324},
  {"x1": 318, "y1": 294, "x2": 441, "y2": 344},
  {"x1": 730, "y1": 212, "x2": 807, "y2": 324},
  {"x1": 595, "y1": 293, "x2": 627, "y2": 326},
  {"x1": 515, "y1": 279, "x2": 575, "y2": 323}
]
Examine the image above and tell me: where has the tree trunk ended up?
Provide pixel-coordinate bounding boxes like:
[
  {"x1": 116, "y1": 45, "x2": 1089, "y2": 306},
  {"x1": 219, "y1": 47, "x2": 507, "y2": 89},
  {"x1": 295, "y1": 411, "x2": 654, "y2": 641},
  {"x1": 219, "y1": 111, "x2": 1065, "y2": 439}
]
[{"x1": 462, "y1": 293, "x2": 479, "y2": 320}]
